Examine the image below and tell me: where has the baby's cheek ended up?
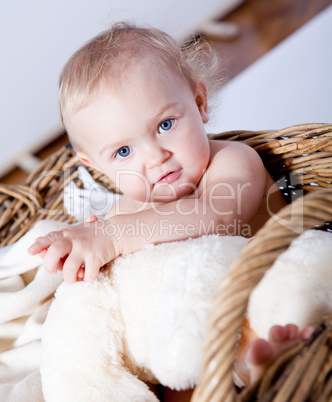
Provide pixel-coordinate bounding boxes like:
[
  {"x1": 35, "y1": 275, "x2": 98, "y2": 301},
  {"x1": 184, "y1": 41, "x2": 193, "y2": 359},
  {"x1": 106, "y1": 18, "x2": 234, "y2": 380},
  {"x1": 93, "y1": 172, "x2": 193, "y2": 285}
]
[{"x1": 120, "y1": 176, "x2": 152, "y2": 202}]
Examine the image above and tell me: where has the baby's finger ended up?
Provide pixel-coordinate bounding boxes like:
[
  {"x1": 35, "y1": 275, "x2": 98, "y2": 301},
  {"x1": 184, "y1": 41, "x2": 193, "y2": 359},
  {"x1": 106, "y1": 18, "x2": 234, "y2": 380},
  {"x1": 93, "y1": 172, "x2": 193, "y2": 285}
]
[
  {"x1": 38, "y1": 250, "x2": 47, "y2": 259},
  {"x1": 43, "y1": 238, "x2": 71, "y2": 275},
  {"x1": 62, "y1": 254, "x2": 84, "y2": 284},
  {"x1": 28, "y1": 231, "x2": 64, "y2": 255},
  {"x1": 28, "y1": 239, "x2": 47, "y2": 256},
  {"x1": 83, "y1": 257, "x2": 102, "y2": 282},
  {"x1": 56, "y1": 256, "x2": 69, "y2": 272},
  {"x1": 84, "y1": 215, "x2": 98, "y2": 224}
]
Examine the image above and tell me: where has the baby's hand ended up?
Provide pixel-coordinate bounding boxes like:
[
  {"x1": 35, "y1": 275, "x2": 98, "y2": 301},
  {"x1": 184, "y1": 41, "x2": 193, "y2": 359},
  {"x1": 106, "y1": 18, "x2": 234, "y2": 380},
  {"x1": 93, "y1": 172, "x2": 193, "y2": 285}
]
[{"x1": 28, "y1": 216, "x2": 119, "y2": 283}]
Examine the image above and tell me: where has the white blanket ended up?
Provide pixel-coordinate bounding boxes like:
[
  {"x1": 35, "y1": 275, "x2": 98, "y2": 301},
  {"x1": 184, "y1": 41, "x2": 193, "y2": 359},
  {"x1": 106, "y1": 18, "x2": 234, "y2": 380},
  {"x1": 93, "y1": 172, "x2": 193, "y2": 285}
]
[
  {"x1": 0, "y1": 166, "x2": 119, "y2": 401},
  {"x1": 0, "y1": 220, "x2": 64, "y2": 402}
]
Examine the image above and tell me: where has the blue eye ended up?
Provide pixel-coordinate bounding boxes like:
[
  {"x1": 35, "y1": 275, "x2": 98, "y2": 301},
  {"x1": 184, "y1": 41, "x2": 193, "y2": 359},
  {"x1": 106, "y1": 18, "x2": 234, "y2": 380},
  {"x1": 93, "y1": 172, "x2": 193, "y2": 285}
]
[
  {"x1": 159, "y1": 119, "x2": 174, "y2": 133},
  {"x1": 116, "y1": 146, "x2": 132, "y2": 158}
]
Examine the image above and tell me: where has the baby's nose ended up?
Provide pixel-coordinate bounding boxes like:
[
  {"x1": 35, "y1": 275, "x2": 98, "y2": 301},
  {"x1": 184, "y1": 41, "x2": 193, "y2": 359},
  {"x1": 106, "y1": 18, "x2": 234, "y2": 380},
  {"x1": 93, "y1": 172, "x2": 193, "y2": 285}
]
[{"x1": 145, "y1": 146, "x2": 170, "y2": 169}]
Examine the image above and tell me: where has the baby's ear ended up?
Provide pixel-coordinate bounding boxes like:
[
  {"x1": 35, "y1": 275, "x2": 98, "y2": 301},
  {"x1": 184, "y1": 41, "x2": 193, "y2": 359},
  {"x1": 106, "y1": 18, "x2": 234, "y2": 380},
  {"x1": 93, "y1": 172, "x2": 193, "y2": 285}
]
[
  {"x1": 195, "y1": 81, "x2": 209, "y2": 124},
  {"x1": 77, "y1": 151, "x2": 98, "y2": 169}
]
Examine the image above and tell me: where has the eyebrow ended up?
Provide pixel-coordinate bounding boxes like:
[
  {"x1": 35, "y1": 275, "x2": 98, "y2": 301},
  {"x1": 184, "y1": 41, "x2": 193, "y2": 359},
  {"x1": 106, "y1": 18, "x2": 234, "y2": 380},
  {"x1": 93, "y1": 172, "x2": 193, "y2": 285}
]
[
  {"x1": 145, "y1": 102, "x2": 180, "y2": 133},
  {"x1": 98, "y1": 102, "x2": 179, "y2": 156},
  {"x1": 154, "y1": 102, "x2": 179, "y2": 119},
  {"x1": 99, "y1": 140, "x2": 126, "y2": 157}
]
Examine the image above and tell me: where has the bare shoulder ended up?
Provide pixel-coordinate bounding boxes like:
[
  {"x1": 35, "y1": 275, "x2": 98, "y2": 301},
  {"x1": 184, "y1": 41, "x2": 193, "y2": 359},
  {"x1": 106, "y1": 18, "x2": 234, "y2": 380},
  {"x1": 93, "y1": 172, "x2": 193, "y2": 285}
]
[
  {"x1": 209, "y1": 139, "x2": 260, "y2": 161},
  {"x1": 207, "y1": 139, "x2": 264, "y2": 179},
  {"x1": 202, "y1": 139, "x2": 274, "y2": 229}
]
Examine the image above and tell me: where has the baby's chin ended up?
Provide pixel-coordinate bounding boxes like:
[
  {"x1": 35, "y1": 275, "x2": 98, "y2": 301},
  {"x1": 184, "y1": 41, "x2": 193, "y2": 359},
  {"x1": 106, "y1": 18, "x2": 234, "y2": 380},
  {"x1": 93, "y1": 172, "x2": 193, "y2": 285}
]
[
  {"x1": 151, "y1": 183, "x2": 197, "y2": 203},
  {"x1": 149, "y1": 192, "x2": 191, "y2": 205}
]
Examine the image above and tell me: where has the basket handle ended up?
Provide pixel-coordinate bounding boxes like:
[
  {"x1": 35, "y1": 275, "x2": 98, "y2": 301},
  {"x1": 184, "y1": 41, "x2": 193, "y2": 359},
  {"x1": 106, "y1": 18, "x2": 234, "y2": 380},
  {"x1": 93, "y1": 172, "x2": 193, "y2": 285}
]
[{"x1": 192, "y1": 188, "x2": 332, "y2": 402}]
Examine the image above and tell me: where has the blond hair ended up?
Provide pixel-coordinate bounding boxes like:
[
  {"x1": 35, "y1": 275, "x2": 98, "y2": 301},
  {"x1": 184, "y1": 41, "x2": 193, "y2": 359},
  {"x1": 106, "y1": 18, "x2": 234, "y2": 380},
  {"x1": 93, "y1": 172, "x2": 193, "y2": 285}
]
[{"x1": 59, "y1": 21, "x2": 224, "y2": 149}]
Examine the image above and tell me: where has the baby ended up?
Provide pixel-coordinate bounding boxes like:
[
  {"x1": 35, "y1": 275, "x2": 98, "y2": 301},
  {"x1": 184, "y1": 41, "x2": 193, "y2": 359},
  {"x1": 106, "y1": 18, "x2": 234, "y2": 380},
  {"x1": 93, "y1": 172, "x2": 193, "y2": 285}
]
[
  {"x1": 27, "y1": 22, "x2": 308, "y2": 397},
  {"x1": 29, "y1": 22, "x2": 285, "y2": 283}
]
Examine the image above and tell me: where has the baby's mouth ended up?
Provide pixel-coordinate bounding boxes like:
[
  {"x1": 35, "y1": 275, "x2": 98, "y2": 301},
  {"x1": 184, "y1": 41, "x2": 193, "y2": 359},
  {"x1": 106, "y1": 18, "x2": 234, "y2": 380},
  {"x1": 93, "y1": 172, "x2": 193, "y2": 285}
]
[{"x1": 157, "y1": 170, "x2": 182, "y2": 184}]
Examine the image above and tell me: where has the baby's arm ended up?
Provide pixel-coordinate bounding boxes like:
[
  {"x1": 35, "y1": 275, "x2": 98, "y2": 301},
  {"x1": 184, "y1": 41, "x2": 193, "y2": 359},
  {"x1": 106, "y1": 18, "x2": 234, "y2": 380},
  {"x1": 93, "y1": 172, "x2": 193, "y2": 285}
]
[
  {"x1": 111, "y1": 141, "x2": 266, "y2": 252},
  {"x1": 28, "y1": 142, "x2": 266, "y2": 283}
]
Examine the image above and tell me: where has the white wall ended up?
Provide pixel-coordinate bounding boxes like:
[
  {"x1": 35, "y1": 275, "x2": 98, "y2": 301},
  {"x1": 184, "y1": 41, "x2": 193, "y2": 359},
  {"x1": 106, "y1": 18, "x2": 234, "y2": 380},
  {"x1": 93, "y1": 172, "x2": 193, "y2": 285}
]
[
  {"x1": 3, "y1": 2, "x2": 329, "y2": 176},
  {"x1": 206, "y1": 6, "x2": 332, "y2": 133},
  {"x1": 0, "y1": 0, "x2": 239, "y2": 175}
]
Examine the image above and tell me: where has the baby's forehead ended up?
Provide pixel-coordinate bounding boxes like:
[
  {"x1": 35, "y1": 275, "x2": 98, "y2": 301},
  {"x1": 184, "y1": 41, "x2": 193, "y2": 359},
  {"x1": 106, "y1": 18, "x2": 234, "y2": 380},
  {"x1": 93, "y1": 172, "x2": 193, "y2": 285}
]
[{"x1": 105, "y1": 58, "x2": 191, "y2": 95}]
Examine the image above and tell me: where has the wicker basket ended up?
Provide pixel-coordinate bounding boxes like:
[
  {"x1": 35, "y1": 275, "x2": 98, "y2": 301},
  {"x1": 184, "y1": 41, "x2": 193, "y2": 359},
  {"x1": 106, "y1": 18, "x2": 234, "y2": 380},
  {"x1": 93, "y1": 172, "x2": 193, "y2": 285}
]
[
  {"x1": 195, "y1": 123, "x2": 332, "y2": 401},
  {"x1": 1, "y1": 123, "x2": 332, "y2": 400},
  {"x1": 0, "y1": 145, "x2": 118, "y2": 247},
  {"x1": 193, "y1": 188, "x2": 332, "y2": 402}
]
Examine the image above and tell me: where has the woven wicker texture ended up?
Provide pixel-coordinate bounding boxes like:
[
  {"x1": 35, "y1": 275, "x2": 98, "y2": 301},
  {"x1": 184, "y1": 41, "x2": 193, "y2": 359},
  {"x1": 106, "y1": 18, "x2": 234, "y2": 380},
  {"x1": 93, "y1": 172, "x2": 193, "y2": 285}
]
[
  {"x1": 1, "y1": 123, "x2": 332, "y2": 401},
  {"x1": 192, "y1": 188, "x2": 332, "y2": 402},
  {"x1": 1, "y1": 123, "x2": 331, "y2": 247},
  {"x1": 0, "y1": 146, "x2": 118, "y2": 247},
  {"x1": 210, "y1": 123, "x2": 332, "y2": 201}
]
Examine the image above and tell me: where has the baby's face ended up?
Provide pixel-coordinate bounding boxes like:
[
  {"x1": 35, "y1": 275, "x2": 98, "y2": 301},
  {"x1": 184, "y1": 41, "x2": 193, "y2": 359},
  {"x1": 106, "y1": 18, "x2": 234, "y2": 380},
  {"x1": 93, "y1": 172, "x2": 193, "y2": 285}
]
[{"x1": 71, "y1": 67, "x2": 210, "y2": 204}]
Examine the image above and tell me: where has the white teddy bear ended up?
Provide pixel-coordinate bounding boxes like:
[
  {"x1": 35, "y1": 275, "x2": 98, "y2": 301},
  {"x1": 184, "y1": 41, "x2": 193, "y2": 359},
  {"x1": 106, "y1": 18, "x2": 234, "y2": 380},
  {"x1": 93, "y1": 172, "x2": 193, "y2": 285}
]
[
  {"x1": 40, "y1": 227, "x2": 332, "y2": 402},
  {"x1": 41, "y1": 234, "x2": 248, "y2": 401}
]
